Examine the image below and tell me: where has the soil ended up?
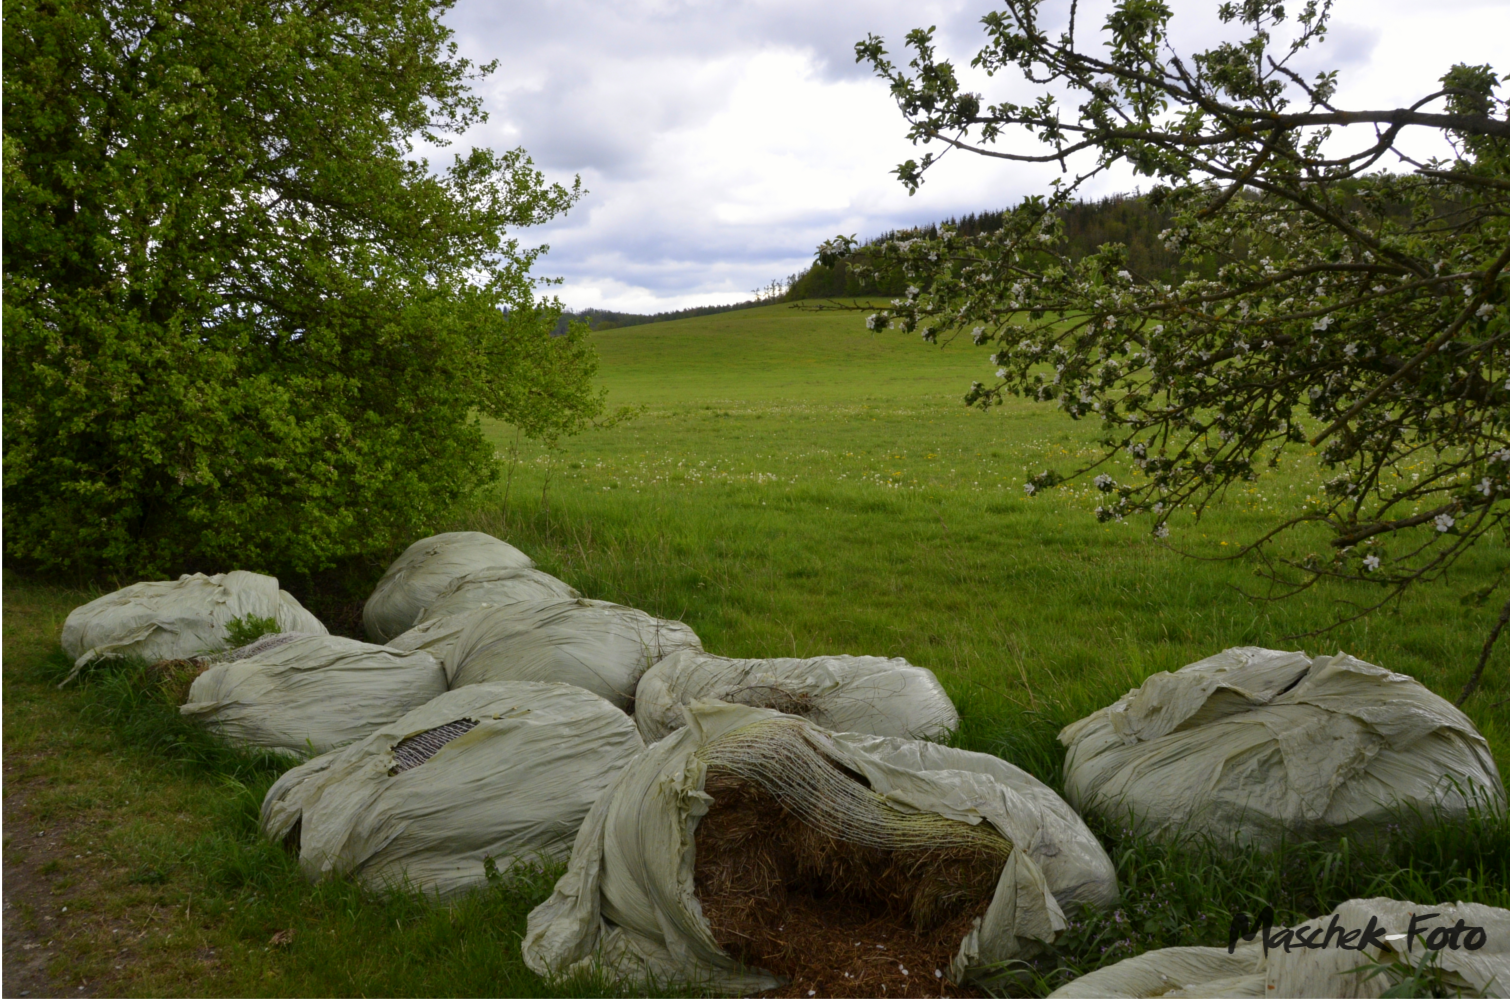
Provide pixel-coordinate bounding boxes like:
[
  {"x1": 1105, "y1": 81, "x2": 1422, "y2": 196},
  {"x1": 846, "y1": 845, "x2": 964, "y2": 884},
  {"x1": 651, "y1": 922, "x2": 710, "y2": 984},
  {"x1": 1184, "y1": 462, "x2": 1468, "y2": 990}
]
[
  {"x1": 694, "y1": 772, "x2": 1000, "y2": 999},
  {"x1": 3, "y1": 754, "x2": 130, "y2": 998}
]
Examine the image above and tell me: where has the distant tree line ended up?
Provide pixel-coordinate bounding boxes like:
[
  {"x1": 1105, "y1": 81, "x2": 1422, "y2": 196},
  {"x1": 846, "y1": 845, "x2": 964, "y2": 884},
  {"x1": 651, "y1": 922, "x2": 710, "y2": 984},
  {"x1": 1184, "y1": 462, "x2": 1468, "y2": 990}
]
[
  {"x1": 786, "y1": 194, "x2": 1202, "y2": 301},
  {"x1": 561, "y1": 194, "x2": 1199, "y2": 331},
  {"x1": 553, "y1": 298, "x2": 775, "y2": 333}
]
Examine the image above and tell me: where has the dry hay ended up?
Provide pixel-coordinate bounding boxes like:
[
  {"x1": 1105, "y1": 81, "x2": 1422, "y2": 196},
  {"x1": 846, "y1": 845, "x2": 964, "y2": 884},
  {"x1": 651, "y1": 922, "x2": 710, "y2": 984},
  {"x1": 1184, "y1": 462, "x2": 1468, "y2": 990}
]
[{"x1": 694, "y1": 771, "x2": 1004, "y2": 998}]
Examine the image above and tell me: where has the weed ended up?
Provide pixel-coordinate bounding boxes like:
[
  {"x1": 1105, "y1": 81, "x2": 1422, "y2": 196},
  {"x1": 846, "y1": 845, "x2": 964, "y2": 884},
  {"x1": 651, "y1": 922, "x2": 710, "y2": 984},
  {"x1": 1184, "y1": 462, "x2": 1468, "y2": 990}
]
[{"x1": 224, "y1": 614, "x2": 281, "y2": 648}]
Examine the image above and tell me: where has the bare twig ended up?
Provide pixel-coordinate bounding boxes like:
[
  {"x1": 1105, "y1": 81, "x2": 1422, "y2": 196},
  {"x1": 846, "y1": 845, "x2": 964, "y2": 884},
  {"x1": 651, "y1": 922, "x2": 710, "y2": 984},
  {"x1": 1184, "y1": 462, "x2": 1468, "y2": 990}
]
[{"x1": 1458, "y1": 596, "x2": 1510, "y2": 706}]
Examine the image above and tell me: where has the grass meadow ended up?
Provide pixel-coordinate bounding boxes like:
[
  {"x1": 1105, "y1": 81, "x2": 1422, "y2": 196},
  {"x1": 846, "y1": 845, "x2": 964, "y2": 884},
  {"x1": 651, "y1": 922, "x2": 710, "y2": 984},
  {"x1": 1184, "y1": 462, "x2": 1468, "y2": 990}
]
[{"x1": 4, "y1": 301, "x2": 1507, "y2": 996}]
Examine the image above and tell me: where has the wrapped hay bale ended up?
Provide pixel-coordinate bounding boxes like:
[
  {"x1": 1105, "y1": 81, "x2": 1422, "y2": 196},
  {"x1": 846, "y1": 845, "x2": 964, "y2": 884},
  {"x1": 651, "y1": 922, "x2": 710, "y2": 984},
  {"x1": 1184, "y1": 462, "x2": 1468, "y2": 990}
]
[
  {"x1": 363, "y1": 531, "x2": 534, "y2": 642},
  {"x1": 260, "y1": 681, "x2": 645, "y2": 898},
  {"x1": 634, "y1": 649, "x2": 960, "y2": 743},
  {"x1": 829, "y1": 733, "x2": 1117, "y2": 912},
  {"x1": 418, "y1": 566, "x2": 580, "y2": 622},
  {"x1": 181, "y1": 634, "x2": 447, "y2": 756},
  {"x1": 522, "y1": 702, "x2": 1071, "y2": 997},
  {"x1": 387, "y1": 570, "x2": 586, "y2": 681},
  {"x1": 1060, "y1": 648, "x2": 1506, "y2": 849},
  {"x1": 1048, "y1": 898, "x2": 1510, "y2": 999},
  {"x1": 60, "y1": 571, "x2": 326, "y2": 680},
  {"x1": 447, "y1": 598, "x2": 701, "y2": 708},
  {"x1": 385, "y1": 607, "x2": 494, "y2": 679}
]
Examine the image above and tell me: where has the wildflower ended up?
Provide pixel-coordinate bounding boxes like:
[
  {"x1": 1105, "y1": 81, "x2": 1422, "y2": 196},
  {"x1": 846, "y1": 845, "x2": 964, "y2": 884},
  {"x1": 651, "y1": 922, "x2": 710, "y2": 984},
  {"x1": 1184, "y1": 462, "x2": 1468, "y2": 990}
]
[
  {"x1": 1435, "y1": 513, "x2": 1455, "y2": 532},
  {"x1": 1363, "y1": 554, "x2": 1380, "y2": 571}
]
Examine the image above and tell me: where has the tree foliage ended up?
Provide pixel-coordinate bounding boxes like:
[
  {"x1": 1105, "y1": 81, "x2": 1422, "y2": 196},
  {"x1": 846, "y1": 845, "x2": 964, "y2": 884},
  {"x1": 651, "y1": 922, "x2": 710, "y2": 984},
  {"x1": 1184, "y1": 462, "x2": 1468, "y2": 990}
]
[
  {"x1": 837, "y1": 0, "x2": 1509, "y2": 687},
  {"x1": 3, "y1": 0, "x2": 605, "y2": 579}
]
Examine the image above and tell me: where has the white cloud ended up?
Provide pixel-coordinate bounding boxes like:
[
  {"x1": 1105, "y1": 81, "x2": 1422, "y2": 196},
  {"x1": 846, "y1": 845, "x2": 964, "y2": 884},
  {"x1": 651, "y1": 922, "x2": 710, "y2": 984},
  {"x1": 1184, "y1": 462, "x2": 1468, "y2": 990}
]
[{"x1": 443, "y1": 0, "x2": 1510, "y2": 312}]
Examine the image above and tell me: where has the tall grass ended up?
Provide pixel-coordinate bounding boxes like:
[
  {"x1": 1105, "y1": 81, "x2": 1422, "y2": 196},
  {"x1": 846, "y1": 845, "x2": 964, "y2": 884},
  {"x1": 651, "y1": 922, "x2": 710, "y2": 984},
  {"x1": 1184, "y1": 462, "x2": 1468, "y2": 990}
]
[
  {"x1": 8, "y1": 302, "x2": 1507, "y2": 997},
  {"x1": 24, "y1": 650, "x2": 639, "y2": 997},
  {"x1": 49, "y1": 641, "x2": 1509, "y2": 998}
]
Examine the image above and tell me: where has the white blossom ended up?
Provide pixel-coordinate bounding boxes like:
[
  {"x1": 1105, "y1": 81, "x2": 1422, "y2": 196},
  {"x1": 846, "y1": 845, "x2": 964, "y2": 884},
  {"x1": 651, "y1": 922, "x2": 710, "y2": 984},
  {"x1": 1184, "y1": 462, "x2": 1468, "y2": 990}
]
[
  {"x1": 1024, "y1": 483, "x2": 1037, "y2": 495},
  {"x1": 1094, "y1": 473, "x2": 1114, "y2": 489},
  {"x1": 1363, "y1": 554, "x2": 1381, "y2": 571},
  {"x1": 1477, "y1": 302, "x2": 1496, "y2": 318},
  {"x1": 1344, "y1": 342, "x2": 1358, "y2": 357},
  {"x1": 1153, "y1": 523, "x2": 1169, "y2": 538},
  {"x1": 1434, "y1": 513, "x2": 1455, "y2": 532},
  {"x1": 1313, "y1": 315, "x2": 1334, "y2": 331},
  {"x1": 1480, "y1": 478, "x2": 1494, "y2": 497}
]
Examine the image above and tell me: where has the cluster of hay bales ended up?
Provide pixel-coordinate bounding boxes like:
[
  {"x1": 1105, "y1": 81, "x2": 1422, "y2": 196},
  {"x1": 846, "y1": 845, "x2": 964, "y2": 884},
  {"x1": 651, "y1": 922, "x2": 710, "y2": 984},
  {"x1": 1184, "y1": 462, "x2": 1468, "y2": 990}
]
[{"x1": 59, "y1": 532, "x2": 1509, "y2": 998}]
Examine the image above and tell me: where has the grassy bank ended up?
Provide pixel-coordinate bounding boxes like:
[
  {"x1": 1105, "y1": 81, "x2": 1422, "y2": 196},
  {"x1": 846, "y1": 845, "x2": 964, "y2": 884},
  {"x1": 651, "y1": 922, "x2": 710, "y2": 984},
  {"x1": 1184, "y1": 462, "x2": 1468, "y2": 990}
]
[{"x1": 4, "y1": 300, "x2": 1506, "y2": 996}]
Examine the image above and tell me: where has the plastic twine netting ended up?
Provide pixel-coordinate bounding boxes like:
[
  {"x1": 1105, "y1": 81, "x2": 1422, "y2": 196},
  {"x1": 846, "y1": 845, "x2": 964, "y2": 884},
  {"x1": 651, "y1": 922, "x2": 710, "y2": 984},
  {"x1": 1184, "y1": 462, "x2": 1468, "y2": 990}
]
[
  {"x1": 201, "y1": 631, "x2": 308, "y2": 664},
  {"x1": 694, "y1": 717, "x2": 1013, "y2": 857},
  {"x1": 389, "y1": 719, "x2": 479, "y2": 774}
]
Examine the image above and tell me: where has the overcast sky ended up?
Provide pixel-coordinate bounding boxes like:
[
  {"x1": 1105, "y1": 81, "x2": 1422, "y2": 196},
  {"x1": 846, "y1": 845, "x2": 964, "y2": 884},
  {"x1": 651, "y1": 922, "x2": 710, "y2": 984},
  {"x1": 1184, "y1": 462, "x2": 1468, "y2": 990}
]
[{"x1": 440, "y1": 0, "x2": 1510, "y2": 314}]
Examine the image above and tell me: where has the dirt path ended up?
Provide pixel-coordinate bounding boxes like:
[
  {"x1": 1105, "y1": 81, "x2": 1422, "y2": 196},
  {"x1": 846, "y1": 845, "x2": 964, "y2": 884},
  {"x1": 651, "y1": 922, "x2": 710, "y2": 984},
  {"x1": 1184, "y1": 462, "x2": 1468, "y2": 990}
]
[{"x1": 2, "y1": 764, "x2": 99, "y2": 996}]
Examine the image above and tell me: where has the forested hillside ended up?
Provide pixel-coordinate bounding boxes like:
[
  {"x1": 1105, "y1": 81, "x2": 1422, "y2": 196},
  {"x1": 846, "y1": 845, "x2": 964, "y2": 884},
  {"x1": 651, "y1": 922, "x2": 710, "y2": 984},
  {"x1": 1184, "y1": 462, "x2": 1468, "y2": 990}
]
[
  {"x1": 783, "y1": 193, "x2": 1187, "y2": 300},
  {"x1": 564, "y1": 194, "x2": 1188, "y2": 330}
]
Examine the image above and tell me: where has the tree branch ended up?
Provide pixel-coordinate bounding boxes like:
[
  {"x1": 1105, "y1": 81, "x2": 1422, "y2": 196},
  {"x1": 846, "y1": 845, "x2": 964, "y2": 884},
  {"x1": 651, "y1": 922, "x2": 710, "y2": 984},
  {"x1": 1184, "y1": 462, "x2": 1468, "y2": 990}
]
[
  {"x1": 1458, "y1": 595, "x2": 1510, "y2": 706},
  {"x1": 1311, "y1": 240, "x2": 1510, "y2": 446}
]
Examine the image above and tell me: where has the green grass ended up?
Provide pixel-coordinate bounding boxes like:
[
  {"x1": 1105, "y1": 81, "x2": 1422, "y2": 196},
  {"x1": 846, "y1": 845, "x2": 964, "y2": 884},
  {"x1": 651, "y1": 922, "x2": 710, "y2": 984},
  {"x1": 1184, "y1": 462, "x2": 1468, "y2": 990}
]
[
  {"x1": 4, "y1": 299, "x2": 1506, "y2": 996},
  {"x1": 479, "y1": 301, "x2": 1507, "y2": 778}
]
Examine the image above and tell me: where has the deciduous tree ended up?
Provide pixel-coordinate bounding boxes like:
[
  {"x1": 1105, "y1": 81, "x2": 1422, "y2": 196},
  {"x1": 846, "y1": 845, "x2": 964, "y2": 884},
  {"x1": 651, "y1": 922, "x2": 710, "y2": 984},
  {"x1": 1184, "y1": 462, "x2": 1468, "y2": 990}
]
[
  {"x1": 3, "y1": 0, "x2": 604, "y2": 577},
  {"x1": 839, "y1": 0, "x2": 1509, "y2": 700}
]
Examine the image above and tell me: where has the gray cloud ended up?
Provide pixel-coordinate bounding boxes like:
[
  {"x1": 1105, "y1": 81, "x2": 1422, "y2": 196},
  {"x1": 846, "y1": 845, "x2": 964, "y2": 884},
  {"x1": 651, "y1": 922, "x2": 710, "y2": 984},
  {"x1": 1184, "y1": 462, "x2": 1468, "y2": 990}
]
[{"x1": 440, "y1": 0, "x2": 1508, "y2": 311}]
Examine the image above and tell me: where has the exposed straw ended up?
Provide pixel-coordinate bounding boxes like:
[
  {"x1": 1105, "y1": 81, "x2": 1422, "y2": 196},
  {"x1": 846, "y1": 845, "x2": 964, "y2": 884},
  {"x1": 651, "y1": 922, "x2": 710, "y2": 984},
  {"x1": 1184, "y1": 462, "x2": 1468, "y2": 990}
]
[{"x1": 693, "y1": 719, "x2": 1007, "y2": 997}]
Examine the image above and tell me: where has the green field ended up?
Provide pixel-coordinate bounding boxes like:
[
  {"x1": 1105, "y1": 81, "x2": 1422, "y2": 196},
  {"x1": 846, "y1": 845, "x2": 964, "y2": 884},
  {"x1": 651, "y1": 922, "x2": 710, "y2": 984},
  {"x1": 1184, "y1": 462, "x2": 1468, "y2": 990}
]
[{"x1": 5, "y1": 301, "x2": 1506, "y2": 996}]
